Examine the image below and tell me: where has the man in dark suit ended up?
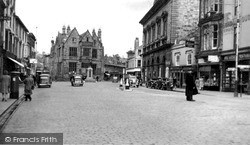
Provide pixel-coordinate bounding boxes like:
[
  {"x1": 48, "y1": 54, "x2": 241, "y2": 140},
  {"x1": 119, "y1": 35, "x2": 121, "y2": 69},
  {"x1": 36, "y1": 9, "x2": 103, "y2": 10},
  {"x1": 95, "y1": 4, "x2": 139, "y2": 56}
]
[{"x1": 185, "y1": 72, "x2": 196, "y2": 101}]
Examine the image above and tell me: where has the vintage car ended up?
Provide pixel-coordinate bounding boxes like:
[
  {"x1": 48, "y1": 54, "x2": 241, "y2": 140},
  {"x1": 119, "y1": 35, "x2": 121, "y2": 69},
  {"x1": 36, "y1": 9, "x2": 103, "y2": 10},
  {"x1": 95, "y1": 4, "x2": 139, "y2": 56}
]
[
  {"x1": 129, "y1": 75, "x2": 139, "y2": 88},
  {"x1": 71, "y1": 75, "x2": 84, "y2": 86},
  {"x1": 37, "y1": 74, "x2": 52, "y2": 88}
]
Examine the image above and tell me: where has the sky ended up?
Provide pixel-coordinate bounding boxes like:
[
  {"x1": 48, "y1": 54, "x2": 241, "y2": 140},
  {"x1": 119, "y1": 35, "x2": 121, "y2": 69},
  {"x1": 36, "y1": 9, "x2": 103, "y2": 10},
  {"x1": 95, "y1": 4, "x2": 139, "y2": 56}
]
[{"x1": 16, "y1": 0, "x2": 154, "y2": 58}]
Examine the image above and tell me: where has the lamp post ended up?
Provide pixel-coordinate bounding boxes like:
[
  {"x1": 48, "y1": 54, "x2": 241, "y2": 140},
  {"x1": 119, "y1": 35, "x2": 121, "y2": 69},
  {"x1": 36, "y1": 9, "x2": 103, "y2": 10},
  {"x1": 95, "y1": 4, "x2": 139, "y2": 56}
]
[{"x1": 234, "y1": 0, "x2": 240, "y2": 97}]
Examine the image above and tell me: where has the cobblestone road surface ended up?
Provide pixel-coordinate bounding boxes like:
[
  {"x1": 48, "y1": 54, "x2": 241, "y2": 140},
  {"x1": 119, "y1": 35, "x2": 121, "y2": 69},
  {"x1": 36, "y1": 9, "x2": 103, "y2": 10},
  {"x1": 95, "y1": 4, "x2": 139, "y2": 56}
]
[{"x1": 3, "y1": 82, "x2": 250, "y2": 145}]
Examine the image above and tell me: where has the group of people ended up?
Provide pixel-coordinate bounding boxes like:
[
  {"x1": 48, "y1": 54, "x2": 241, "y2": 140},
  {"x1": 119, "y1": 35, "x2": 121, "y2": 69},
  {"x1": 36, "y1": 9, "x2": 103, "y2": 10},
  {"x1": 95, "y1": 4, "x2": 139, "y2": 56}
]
[{"x1": 0, "y1": 70, "x2": 35, "y2": 102}]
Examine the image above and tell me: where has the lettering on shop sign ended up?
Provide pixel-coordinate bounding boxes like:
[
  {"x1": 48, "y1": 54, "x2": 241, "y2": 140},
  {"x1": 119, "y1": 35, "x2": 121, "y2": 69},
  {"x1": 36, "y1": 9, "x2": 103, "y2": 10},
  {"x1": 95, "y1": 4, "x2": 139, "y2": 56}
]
[{"x1": 224, "y1": 53, "x2": 250, "y2": 61}]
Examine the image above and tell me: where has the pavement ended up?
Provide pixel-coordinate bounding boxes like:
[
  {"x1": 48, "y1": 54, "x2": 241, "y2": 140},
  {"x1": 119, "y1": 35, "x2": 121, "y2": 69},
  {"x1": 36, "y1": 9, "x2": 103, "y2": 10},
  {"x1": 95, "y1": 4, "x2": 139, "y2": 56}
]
[{"x1": 0, "y1": 84, "x2": 24, "y2": 117}]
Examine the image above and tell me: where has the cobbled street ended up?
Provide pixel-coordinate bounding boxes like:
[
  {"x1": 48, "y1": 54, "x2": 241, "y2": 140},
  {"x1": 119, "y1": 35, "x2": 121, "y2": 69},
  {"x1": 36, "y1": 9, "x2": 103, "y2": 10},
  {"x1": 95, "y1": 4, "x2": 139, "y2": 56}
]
[{"x1": 3, "y1": 82, "x2": 250, "y2": 145}]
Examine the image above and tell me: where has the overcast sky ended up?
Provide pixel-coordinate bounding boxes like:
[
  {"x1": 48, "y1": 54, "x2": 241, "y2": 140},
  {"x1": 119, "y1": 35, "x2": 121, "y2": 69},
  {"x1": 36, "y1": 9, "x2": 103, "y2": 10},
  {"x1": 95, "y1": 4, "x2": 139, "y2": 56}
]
[{"x1": 16, "y1": 0, "x2": 153, "y2": 58}]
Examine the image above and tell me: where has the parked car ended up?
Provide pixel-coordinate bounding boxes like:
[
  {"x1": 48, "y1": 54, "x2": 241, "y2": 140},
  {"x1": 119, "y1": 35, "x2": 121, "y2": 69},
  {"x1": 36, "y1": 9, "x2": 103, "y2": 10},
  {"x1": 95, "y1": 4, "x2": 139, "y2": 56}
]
[
  {"x1": 71, "y1": 75, "x2": 84, "y2": 86},
  {"x1": 129, "y1": 75, "x2": 139, "y2": 88},
  {"x1": 112, "y1": 76, "x2": 118, "y2": 83},
  {"x1": 37, "y1": 74, "x2": 52, "y2": 88}
]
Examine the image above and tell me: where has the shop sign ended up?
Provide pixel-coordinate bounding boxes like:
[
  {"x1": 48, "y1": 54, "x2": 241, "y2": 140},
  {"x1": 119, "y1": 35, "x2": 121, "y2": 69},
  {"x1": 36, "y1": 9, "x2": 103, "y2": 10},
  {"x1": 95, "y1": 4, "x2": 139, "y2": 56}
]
[
  {"x1": 238, "y1": 65, "x2": 250, "y2": 71},
  {"x1": 198, "y1": 58, "x2": 205, "y2": 64},
  {"x1": 227, "y1": 67, "x2": 236, "y2": 71},
  {"x1": 185, "y1": 40, "x2": 195, "y2": 48},
  {"x1": 224, "y1": 53, "x2": 250, "y2": 61},
  {"x1": 29, "y1": 59, "x2": 37, "y2": 64},
  {"x1": 208, "y1": 55, "x2": 219, "y2": 62}
]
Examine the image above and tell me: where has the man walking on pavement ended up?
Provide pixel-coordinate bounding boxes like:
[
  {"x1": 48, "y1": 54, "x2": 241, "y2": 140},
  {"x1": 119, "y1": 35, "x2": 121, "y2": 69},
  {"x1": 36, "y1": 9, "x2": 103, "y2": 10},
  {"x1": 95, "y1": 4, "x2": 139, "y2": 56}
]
[
  {"x1": 0, "y1": 70, "x2": 11, "y2": 102},
  {"x1": 23, "y1": 71, "x2": 35, "y2": 101}
]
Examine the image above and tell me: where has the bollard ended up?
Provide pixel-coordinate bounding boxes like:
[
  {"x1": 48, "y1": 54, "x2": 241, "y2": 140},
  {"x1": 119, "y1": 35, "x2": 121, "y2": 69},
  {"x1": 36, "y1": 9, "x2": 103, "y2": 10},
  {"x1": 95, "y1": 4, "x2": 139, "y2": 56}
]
[
  {"x1": 119, "y1": 79, "x2": 123, "y2": 88},
  {"x1": 125, "y1": 79, "x2": 130, "y2": 90}
]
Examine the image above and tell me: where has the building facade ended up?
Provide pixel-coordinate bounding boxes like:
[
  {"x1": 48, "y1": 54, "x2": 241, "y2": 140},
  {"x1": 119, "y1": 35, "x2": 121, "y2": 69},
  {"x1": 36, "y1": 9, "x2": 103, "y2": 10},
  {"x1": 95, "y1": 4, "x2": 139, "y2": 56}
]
[
  {"x1": 50, "y1": 26, "x2": 104, "y2": 81},
  {"x1": 221, "y1": 0, "x2": 250, "y2": 93},
  {"x1": 140, "y1": 0, "x2": 199, "y2": 82},
  {"x1": 171, "y1": 40, "x2": 197, "y2": 88},
  {"x1": 0, "y1": 0, "x2": 34, "y2": 78},
  {"x1": 125, "y1": 38, "x2": 142, "y2": 77},
  {"x1": 197, "y1": 0, "x2": 224, "y2": 91}
]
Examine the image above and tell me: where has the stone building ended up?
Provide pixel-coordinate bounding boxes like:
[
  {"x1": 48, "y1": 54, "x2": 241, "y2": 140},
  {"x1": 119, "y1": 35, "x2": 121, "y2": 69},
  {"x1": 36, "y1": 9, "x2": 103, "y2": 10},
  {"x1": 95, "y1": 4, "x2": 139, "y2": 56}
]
[
  {"x1": 139, "y1": 0, "x2": 199, "y2": 82},
  {"x1": 221, "y1": 0, "x2": 250, "y2": 93},
  {"x1": 197, "y1": 0, "x2": 224, "y2": 91},
  {"x1": 50, "y1": 26, "x2": 104, "y2": 81},
  {"x1": 125, "y1": 38, "x2": 142, "y2": 77},
  {"x1": 171, "y1": 40, "x2": 197, "y2": 88}
]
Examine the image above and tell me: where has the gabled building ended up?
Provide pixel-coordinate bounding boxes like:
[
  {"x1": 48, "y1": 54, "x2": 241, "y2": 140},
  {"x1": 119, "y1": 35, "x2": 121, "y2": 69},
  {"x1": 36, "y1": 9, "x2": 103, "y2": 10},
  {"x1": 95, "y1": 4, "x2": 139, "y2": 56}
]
[
  {"x1": 171, "y1": 40, "x2": 197, "y2": 88},
  {"x1": 125, "y1": 38, "x2": 142, "y2": 77},
  {"x1": 139, "y1": 0, "x2": 199, "y2": 82},
  {"x1": 50, "y1": 26, "x2": 104, "y2": 81}
]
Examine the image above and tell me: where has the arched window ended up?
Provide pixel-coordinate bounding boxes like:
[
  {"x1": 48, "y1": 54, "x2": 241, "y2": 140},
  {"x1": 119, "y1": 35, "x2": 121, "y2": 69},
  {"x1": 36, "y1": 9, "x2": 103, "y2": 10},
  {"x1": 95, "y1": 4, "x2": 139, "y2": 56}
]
[
  {"x1": 162, "y1": 56, "x2": 166, "y2": 64},
  {"x1": 157, "y1": 57, "x2": 160, "y2": 64}
]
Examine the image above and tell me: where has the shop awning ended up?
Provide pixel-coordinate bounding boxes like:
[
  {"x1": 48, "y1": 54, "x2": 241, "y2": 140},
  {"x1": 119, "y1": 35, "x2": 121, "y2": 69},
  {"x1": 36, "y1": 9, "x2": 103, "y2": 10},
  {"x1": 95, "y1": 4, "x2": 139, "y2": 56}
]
[{"x1": 7, "y1": 57, "x2": 24, "y2": 67}]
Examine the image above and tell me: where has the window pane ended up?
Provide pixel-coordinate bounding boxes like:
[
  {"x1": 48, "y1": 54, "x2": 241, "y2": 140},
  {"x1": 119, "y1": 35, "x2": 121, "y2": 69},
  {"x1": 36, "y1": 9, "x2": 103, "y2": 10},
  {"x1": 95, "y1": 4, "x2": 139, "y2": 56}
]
[
  {"x1": 92, "y1": 49, "x2": 97, "y2": 58},
  {"x1": 83, "y1": 48, "x2": 90, "y2": 56}
]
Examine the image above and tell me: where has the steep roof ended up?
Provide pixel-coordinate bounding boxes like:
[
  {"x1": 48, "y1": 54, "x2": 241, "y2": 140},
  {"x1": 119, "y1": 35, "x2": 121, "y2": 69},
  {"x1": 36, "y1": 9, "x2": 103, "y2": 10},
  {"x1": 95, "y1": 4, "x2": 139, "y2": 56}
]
[{"x1": 64, "y1": 27, "x2": 79, "y2": 43}]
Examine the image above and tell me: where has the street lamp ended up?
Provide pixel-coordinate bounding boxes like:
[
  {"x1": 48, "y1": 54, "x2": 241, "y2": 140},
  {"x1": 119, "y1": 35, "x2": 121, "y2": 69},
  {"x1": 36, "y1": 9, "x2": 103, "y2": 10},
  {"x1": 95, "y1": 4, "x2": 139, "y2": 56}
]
[{"x1": 234, "y1": 0, "x2": 240, "y2": 97}]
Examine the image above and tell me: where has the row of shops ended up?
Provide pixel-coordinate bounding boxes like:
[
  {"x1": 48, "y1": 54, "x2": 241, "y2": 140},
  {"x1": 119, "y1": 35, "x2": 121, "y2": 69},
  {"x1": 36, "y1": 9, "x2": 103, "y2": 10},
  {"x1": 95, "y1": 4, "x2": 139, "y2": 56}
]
[{"x1": 169, "y1": 51, "x2": 250, "y2": 94}]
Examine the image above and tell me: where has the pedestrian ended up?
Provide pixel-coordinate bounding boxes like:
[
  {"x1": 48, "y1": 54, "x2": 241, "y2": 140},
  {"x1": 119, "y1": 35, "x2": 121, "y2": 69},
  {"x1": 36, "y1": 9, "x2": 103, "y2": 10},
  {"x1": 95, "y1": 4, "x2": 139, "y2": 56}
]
[
  {"x1": 185, "y1": 72, "x2": 197, "y2": 101},
  {"x1": 195, "y1": 78, "x2": 200, "y2": 91},
  {"x1": 173, "y1": 76, "x2": 177, "y2": 89},
  {"x1": 23, "y1": 72, "x2": 35, "y2": 101},
  {"x1": 0, "y1": 70, "x2": 11, "y2": 102},
  {"x1": 199, "y1": 77, "x2": 204, "y2": 90},
  {"x1": 96, "y1": 76, "x2": 99, "y2": 82}
]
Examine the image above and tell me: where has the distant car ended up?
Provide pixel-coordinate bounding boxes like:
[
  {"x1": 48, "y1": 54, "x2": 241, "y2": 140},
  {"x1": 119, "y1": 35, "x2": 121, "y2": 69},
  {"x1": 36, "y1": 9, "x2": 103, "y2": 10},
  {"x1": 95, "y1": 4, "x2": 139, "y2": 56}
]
[
  {"x1": 71, "y1": 75, "x2": 84, "y2": 86},
  {"x1": 112, "y1": 76, "x2": 118, "y2": 83},
  {"x1": 38, "y1": 74, "x2": 52, "y2": 88},
  {"x1": 129, "y1": 75, "x2": 139, "y2": 88}
]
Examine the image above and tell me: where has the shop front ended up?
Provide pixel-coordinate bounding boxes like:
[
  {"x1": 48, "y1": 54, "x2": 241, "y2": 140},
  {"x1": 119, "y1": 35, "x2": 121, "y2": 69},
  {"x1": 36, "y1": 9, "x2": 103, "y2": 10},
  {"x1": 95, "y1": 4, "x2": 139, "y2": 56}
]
[
  {"x1": 222, "y1": 53, "x2": 250, "y2": 93},
  {"x1": 198, "y1": 64, "x2": 220, "y2": 91},
  {"x1": 170, "y1": 65, "x2": 196, "y2": 88}
]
